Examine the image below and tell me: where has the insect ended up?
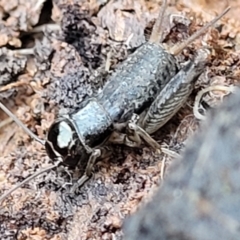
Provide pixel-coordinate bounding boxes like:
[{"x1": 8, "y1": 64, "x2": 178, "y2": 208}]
[{"x1": 0, "y1": 1, "x2": 230, "y2": 202}]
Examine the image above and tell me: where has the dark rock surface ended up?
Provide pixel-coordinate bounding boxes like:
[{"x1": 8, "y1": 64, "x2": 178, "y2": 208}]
[{"x1": 124, "y1": 89, "x2": 240, "y2": 240}]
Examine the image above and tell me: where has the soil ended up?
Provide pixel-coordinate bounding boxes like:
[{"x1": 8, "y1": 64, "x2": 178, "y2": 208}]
[{"x1": 0, "y1": 0, "x2": 239, "y2": 239}]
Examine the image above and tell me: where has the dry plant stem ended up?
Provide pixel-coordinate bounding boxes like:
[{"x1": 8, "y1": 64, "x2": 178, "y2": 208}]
[
  {"x1": 0, "y1": 165, "x2": 57, "y2": 205},
  {"x1": 125, "y1": 33, "x2": 134, "y2": 48},
  {"x1": 170, "y1": 7, "x2": 231, "y2": 55},
  {"x1": 0, "y1": 118, "x2": 13, "y2": 129},
  {"x1": 0, "y1": 102, "x2": 45, "y2": 145},
  {"x1": 32, "y1": 0, "x2": 47, "y2": 12},
  {"x1": 105, "y1": 51, "x2": 112, "y2": 72},
  {"x1": 30, "y1": 24, "x2": 61, "y2": 33},
  {"x1": 0, "y1": 79, "x2": 29, "y2": 92},
  {"x1": 160, "y1": 156, "x2": 166, "y2": 180},
  {"x1": 6, "y1": 48, "x2": 34, "y2": 57},
  {"x1": 12, "y1": 48, "x2": 35, "y2": 56},
  {"x1": 161, "y1": 147, "x2": 180, "y2": 158},
  {"x1": 194, "y1": 85, "x2": 235, "y2": 120}
]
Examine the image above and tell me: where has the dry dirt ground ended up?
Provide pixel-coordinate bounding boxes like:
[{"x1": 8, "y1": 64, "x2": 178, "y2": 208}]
[{"x1": 0, "y1": 0, "x2": 240, "y2": 239}]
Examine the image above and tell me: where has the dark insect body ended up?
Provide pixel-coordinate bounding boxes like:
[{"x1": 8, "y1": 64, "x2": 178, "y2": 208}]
[{"x1": 0, "y1": 1, "x2": 230, "y2": 202}]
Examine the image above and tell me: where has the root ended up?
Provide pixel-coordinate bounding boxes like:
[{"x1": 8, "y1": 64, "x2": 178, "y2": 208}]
[{"x1": 193, "y1": 85, "x2": 235, "y2": 120}]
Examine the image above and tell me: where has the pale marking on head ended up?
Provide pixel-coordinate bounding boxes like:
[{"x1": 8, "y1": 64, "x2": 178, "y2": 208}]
[{"x1": 57, "y1": 121, "x2": 73, "y2": 149}]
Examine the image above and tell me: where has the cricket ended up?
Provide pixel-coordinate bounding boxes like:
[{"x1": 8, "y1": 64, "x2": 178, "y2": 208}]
[{"x1": 0, "y1": 1, "x2": 230, "y2": 203}]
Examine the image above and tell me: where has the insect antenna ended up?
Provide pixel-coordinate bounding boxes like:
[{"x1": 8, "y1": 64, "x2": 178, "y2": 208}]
[
  {"x1": 0, "y1": 102, "x2": 56, "y2": 204},
  {"x1": 149, "y1": 0, "x2": 168, "y2": 43},
  {"x1": 0, "y1": 163, "x2": 58, "y2": 205},
  {"x1": 0, "y1": 101, "x2": 45, "y2": 145},
  {"x1": 170, "y1": 6, "x2": 231, "y2": 55}
]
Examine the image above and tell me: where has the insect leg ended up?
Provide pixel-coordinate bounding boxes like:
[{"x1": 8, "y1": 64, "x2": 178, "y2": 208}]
[
  {"x1": 110, "y1": 117, "x2": 180, "y2": 157},
  {"x1": 109, "y1": 127, "x2": 180, "y2": 158},
  {"x1": 108, "y1": 130, "x2": 142, "y2": 148},
  {"x1": 71, "y1": 146, "x2": 112, "y2": 192},
  {"x1": 109, "y1": 115, "x2": 161, "y2": 152},
  {"x1": 127, "y1": 121, "x2": 162, "y2": 152},
  {"x1": 139, "y1": 49, "x2": 208, "y2": 135}
]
